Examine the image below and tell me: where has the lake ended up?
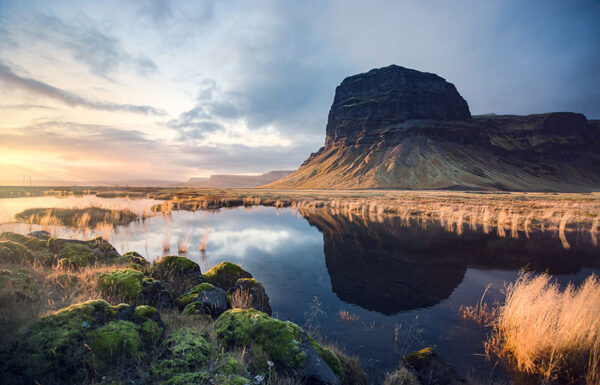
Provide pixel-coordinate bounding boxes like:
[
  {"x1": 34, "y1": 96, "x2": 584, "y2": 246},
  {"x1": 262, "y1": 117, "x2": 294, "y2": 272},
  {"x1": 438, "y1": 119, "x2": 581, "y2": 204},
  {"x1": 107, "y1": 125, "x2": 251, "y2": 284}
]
[{"x1": 1, "y1": 196, "x2": 599, "y2": 382}]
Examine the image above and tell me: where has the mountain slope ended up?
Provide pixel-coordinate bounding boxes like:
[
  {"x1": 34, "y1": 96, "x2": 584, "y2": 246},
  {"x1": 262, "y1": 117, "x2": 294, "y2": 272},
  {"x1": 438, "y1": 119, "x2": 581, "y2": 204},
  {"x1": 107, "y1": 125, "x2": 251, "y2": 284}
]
[{"x1": 266, "y1": 66, "x2": 600, "y2": 191}]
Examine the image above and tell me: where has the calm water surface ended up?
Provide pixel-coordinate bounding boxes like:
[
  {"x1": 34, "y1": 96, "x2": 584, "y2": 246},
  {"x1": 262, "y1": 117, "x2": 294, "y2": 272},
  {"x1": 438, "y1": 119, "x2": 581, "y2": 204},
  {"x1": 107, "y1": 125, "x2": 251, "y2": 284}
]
[{"x1": 1, "y1": 197, "x2": 599, "y2": 382}]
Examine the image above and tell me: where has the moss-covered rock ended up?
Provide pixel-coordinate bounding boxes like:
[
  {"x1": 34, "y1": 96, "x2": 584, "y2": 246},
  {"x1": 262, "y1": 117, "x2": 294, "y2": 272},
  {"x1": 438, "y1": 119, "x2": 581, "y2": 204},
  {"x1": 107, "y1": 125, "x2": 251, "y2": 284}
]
[
  {"x1": 151, "y1": 256, "x2": 203, "y2": 298},
  {"x1": 5, "y1": 300, "x2": 164, "y2": 384},
  {"x1": 181, "y1": 285, "x2": 229, "y2": 318},
  {"x1": 383, "y1": 366, "x2": 420, "y2": 385},
  {"x1": 0, "y1": 240, "x2": 34, "y2": 264},
  {"x1": 228, "y1": 278, "x2": 272, "y2": 315},
  {"x1": 91, "y1": 320, "x2": 143, "y2": 370},
  {"x1": 121, "y1": 251, "x2": 150, "y2": 270},
  {"x1": 98, "y1": 269, "x2": 145, "y2": 303},
  {"x1": 215, "y1": 308, "x2": 305, "y2": 369},
  {"x1": 311, "y1": 340, "x2": 343, "y2": 379},
  {"x1": 0, "y1": 232, "x2": 122, "y2": 268},
  {"x1": 215, "y1": 309, "x2": 340, "y2": 384},
  {"x1": 151, "y1": 328, "x2": 251, "y2": 385},
  {"x1": 142, "y1": 277, "x2": 174, "y2": 309},
  {"x1": 402, "y1": 347, "x2": 467, "y2": 385},
  {"x1": 204, "y1": 262, "x2": 252, "y2": 290},
  {"x1": 176, "y1": 282, "x2": 216, "y2": 310},
  {"x1": 56, "y1": 243, "x2": 94, "y2": 267},
  {"x1": 150, "y1": 329, "x2": 212, "y2": 381}
]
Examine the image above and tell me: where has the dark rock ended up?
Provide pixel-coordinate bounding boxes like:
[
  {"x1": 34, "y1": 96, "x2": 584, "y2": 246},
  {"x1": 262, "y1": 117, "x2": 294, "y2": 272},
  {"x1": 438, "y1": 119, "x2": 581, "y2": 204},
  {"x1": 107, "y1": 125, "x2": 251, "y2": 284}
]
[
  {"x1": 296, "y1": 337, "x2": 340, "y2": 385},
  {"x1": 325, "y1": 65, "x2": 470, "y2": 147},
  {"x1": 402, "y1": 348, "x2": 467, "y2": 385},
  {"x1": 228, "y1": 278, "x2": 272, "y2": 315},
  {"x1": 142, "y1": 279, "x2": 174, "y2": 309},
  {"x1": 27, "y1": 230, "x2": 51, "y2": 239},
  {"x1": 182, "y1": 286, "x2": 229, "y2": 318}
]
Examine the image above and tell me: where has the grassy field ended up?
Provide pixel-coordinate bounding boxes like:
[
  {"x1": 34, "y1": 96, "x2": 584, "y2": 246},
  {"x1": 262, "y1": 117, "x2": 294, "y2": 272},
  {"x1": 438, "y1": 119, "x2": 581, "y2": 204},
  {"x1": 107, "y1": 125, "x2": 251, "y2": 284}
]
[{"x1": 3, "y1": 186, "x2": 600, "y2": 249}]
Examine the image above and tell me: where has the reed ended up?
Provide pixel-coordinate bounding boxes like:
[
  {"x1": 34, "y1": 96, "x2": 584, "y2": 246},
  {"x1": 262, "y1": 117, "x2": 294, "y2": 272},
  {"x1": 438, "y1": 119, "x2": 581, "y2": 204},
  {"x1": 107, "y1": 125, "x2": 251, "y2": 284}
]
[{"x1": 485, "y1": 272, "x2": 600, "y2": 384}]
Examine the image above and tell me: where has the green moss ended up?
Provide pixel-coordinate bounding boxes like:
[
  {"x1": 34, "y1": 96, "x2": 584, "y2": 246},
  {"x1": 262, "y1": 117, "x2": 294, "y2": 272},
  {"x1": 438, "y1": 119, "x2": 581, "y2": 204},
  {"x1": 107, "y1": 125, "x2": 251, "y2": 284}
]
[
  {"x1": 98, "y1": 269, "x2": 144, "y2": 302},
  {"x1": 91, "y1": 320, "x2": 143, "y2": 368},
  {"x1": 217, "y1": 355, "x2": 241, "y2": 375},
  {"x1": 175, "y1": 282, "x2": 215, "y2": 310},
  {"x1": 203, "y1": 262, "x2": 252, "y2": 289},
  {"x1": 310, "y1": 340, "x2": 343, "y2": 379},
  {"x1": 135, "y1": 305, "x2": 157, "y2": 319},
  {"x1": 14, "y1": 300, "x2": 162, "y2": 384},
  {"x1": 120, "y1": 251, "x2": 150, "y2": 269},
  {"x1": 58, "y1": 243, "x2": 94, "y2": 267},
  {"x1": 153, "y1": 255, "x2": 199, "y2": 272},
  {"x1": 403, "y1": 347, "x2": 435, "y2": 371},
  {"x1": 215, "y1": 308, "x2": 305, "y2": 369},
  {"x1": 141, "y1": 320, "x2": 163, "y2": 344},
  {"x1": 0, "y1": 240, "x2": 34, "y2": 264},
  {"x1": 151, "y1": 329, "x2": 212, "y2": 382},
  {"x1": 47, "y1": 237, "x2": 67, "y2": 252}
]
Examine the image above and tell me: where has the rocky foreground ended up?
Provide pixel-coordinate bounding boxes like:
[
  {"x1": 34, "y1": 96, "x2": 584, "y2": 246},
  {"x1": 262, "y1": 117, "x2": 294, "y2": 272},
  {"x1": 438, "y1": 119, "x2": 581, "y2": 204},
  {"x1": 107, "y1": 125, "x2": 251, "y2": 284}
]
[
  {"x1": 266, "y1": 65, "x2": 600, "y2": 191},
  {"x1": 0, "y1": 232, "x2": 466, "y2": 385}
]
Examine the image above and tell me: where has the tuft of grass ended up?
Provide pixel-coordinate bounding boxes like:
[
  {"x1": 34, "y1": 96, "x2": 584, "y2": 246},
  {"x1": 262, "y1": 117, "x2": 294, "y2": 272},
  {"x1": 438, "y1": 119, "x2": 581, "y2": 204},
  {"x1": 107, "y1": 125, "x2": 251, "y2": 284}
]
[
  {"x1": 339, "y1": 309, "x2": 360, "y2": 322},
  {"x1": 485, "y1": 272, "x2": 600, "y2": 384}
]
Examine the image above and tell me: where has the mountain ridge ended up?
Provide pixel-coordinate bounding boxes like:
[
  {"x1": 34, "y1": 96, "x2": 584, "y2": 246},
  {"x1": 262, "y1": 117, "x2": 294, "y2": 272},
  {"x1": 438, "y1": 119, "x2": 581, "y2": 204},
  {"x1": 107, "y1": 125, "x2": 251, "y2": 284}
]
[{"x1": 266, "y1": 65, "x2": 600, "y2": 191}]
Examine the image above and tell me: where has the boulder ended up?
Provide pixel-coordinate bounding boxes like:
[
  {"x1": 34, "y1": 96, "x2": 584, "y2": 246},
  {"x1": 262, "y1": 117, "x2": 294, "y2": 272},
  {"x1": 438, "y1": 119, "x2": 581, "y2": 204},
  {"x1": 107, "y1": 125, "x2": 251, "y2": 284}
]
[
  {"x1": 228, "y1": 277, "x2": 272, "y2": 315},
  {"x1": 98, "y1": 269, "x2": 173, "y2": 308},
  {"x1": 142, "y1": 278, "x2": 174, "y2": 309},
  {"x1": 203, "y1": 261, "x2": 252, "y2": 290},
  {"x1": 150, "y1": 328, "x2": 250, "y2": 385},
  {"x1": 402, "y1": 348, "x2": 467, "y2": 385},
  {"x1": 4, "y1": 300, "x2": 163, "y2": 384},
  {"x1": 150, "y1": 255, "x2": 203, "y2": 298},
  {"x1": 121, "y1": 250, "x2": 150, "y2": 269},
  {"x1": 181, "y1": 286, "x2": 229, "y2": 318},
  {"x1": 27, "y1": 230, "x2": 51, "y2": 239},
  {"x1": 215, "y1": 308, "x2": 340, "y2": 385}
]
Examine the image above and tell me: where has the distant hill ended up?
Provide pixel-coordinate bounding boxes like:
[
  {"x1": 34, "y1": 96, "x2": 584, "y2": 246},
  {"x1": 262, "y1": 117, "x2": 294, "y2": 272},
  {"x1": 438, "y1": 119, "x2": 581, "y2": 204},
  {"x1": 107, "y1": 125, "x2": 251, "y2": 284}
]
[
  {"x1": 184, "y1": 170, "x2": 294, "y2": 188},
  {"x1": 266, "y1": 65, "x2": 600, "y2": 191}
]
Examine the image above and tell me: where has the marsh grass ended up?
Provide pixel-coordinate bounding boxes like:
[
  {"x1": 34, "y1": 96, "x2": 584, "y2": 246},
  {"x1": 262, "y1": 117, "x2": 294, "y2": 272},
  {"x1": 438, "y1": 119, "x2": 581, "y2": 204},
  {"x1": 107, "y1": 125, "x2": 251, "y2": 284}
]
[
  {"x1": 485, "y1": 273, "x2": 600, "y2": 384},
  {"x1": 143, "y1": 189, "x2": 600, "y2": 249},
  {"x1": 339, "y1": 309, "x2": 360, "y2": 322},
  {"x1": 230, "y1": 288, "x2": 254, "y2": 310},
  {"x1": 0, "y1": 258, "x2": 133, "y2": 339}
]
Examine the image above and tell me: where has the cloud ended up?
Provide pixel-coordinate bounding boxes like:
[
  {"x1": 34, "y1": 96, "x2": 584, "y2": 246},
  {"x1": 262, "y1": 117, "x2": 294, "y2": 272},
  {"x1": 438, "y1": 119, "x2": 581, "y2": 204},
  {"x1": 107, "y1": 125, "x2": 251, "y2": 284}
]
[
  {"x1": 0, "y1": 62, "x2": 166, "y2": 115},
  {"x1": 33, "y1": 14, "x2": 159, "y2": 79},
  {"x1": 0, "y1": 120, "x2": 306, "y2": 182}
]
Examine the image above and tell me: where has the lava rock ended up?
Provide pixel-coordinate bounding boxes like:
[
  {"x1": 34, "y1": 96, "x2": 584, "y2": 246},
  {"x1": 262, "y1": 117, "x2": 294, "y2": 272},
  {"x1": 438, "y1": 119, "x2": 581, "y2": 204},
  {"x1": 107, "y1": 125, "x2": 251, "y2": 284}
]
[{"x1": 402, "y1": 348, "x2": 467, "y2": 385}]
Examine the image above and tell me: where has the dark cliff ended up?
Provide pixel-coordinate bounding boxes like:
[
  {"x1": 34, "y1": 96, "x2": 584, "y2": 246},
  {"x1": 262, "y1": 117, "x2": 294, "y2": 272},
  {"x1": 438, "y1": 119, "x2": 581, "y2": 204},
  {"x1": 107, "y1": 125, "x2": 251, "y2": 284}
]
[{"x1": 267, "y1": 65, "x2": 600, "y2": 191}]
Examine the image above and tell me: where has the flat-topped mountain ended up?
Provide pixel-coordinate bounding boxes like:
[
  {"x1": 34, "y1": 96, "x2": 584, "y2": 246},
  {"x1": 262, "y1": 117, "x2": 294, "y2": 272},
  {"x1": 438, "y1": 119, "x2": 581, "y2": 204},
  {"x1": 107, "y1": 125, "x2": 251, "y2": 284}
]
[{"x1": 266, "y1": 65, "x2": 600, "y2": 191}]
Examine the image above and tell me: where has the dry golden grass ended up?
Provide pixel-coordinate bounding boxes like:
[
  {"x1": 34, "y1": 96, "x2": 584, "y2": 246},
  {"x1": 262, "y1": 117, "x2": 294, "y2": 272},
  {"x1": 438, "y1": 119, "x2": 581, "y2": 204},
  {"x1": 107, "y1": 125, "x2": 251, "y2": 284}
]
[
  {"x1": 486, "y1": 273, "x2": 600, "y2": 384},
  {"x1": 0, "y1": 259, "x2": 133, "y2": 339},
  {"x1": 143, "y1": 189, "x2": 600, "y2": 248},
  {"x1": 230, "y1": 288, "x2": 254, "y2": 310},
  {"x1": 339, "y1": 309, "x2": 360, "y2": 322}
]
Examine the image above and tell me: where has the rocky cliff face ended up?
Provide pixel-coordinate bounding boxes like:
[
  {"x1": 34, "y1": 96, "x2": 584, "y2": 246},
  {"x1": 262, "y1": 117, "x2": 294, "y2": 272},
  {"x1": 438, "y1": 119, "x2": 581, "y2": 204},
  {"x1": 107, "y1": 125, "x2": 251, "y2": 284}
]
[
  {"x1": 325, "y1": 65, "x2": 471, "y2": 147},
  {"x1": 267, "y1": 65, "x2": 600, "y2": 191}
]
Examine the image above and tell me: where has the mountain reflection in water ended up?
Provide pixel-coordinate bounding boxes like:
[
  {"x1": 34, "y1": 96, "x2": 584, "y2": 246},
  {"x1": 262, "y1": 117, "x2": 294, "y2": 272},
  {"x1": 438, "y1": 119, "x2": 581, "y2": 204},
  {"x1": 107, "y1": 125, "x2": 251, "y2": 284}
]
[{"x1": 302, "y1": 209, "x2": 600, "y2": 315}]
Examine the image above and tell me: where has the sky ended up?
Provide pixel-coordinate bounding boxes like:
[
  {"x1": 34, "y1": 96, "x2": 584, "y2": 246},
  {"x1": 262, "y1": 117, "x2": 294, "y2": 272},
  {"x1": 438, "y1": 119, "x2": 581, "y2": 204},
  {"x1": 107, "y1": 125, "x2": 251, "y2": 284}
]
[{"x1": 0, "y1": 0, "x2": 599, "y2": 183}]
